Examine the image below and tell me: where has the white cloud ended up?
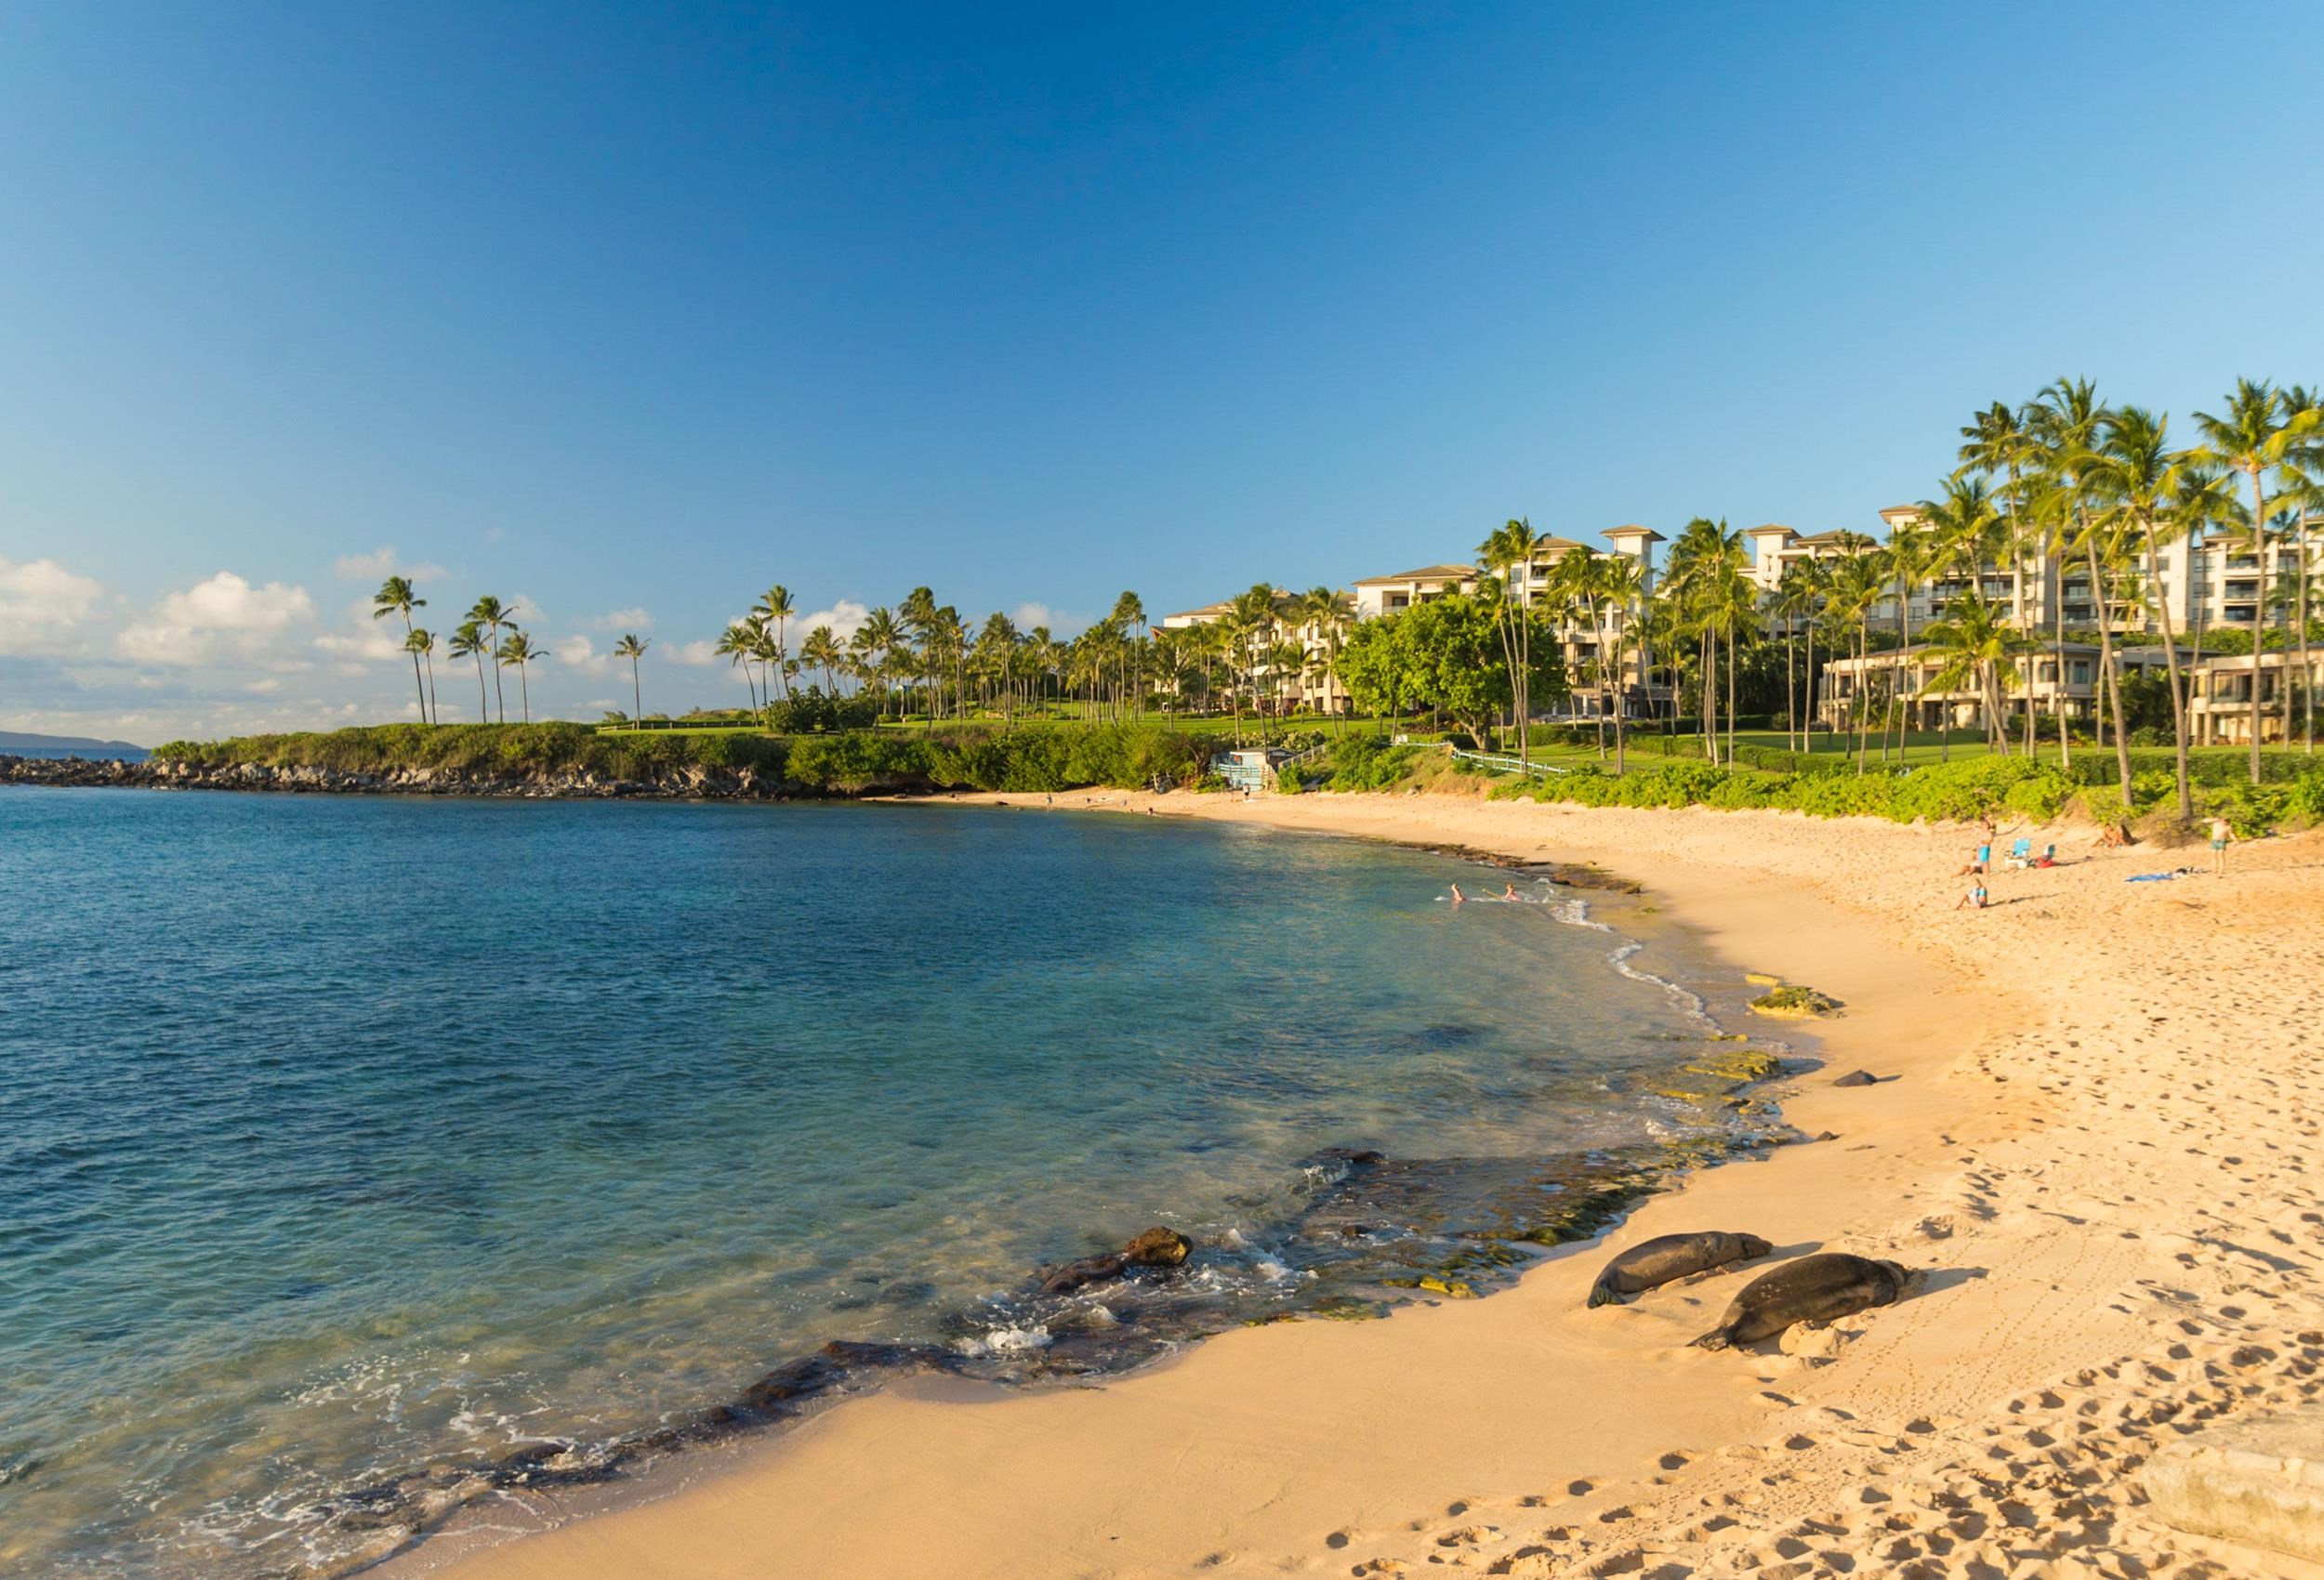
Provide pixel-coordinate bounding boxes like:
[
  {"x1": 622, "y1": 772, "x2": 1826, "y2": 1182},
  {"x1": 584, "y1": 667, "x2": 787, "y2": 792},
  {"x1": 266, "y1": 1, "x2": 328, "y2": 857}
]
[
  {"x1": 586, "y1": 607, "x2": 653, "y2": 633},
  {"x1": 552, "y1": 635, "x2": 611, "y2": 675},
  {"x1": 0, "y1": 557, "x2": 110, "y2": 656},
  {"x1": 669, "y1": 613, "x2": 759, "y2": 666},
  {"x1": 1012, "y1": 602, "x2": 1087, "y2": 638},
  {"x1": 117, "y1": 572, "x2": 316, "y2": 666},
  {"x1": 312, "y1": 594, "x2": 412, "y2": 663},
  {"x1": 335, "y1": 547, "x2": 449, "y2": 584},
  {"x1": 797, "y1": 599, "x2": 869, "y2": 645},
  {"x1": 508, "y1": 592, "x2": 548, "y2": 625}
]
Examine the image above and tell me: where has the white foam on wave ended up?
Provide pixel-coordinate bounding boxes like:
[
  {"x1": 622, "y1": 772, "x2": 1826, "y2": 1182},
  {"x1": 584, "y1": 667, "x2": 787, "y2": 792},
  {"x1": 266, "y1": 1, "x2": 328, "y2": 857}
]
[
  {"x1": 1534, "y1": 886, "x2": 1716, "y2": 1030},
  {"x1": 955, "y1": 1323, "x2": 1053, "y2": 1359}
]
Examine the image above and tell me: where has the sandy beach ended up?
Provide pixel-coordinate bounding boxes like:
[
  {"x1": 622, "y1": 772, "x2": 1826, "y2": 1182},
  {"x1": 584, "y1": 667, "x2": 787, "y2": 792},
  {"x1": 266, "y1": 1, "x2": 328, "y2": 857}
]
[{"x1": 382, "y1": 788, "x2": 2324, "y2": 1580}]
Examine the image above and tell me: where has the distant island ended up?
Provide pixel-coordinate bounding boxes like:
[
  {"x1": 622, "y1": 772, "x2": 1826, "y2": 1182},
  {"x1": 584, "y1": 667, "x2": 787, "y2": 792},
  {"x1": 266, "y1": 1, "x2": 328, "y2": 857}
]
[{"x1": 0, "y1": 731, "x2": 149, "y2": 761}]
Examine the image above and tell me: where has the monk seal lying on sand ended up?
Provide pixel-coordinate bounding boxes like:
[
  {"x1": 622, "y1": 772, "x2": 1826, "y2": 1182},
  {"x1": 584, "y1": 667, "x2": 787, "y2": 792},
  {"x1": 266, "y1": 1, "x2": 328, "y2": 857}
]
[
  {"x1": 1691, "y1": 1252, "x2": 1912, "y2": 1350},
  {"x1": 1587, "y1": 1231, "x2": 1774, "y2": 1308}
]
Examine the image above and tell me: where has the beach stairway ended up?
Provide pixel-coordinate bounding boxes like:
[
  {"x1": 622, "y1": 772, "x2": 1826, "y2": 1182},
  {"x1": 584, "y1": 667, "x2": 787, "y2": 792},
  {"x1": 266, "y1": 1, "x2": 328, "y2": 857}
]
[{"x1": 2146, "y1": 1404, "x2": 2324, "y2": 1566}]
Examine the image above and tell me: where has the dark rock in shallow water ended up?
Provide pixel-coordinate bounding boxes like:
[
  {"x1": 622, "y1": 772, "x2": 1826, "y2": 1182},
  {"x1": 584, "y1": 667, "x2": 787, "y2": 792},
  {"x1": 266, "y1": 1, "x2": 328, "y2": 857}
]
[
  {"x1": 1037, "y1": 1225, "x2": 1193, "y2": 1296},
  {"x1": 1829, "y1": 1070, "x2": 1879, "y2": 1088}
]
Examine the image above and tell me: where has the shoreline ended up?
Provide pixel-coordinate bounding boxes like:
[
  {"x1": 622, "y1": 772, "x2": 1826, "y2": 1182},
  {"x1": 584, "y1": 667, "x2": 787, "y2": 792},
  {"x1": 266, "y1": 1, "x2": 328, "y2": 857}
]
[{"x1": 364, "y1": 788, "x2": 2324, "y2": 1579}]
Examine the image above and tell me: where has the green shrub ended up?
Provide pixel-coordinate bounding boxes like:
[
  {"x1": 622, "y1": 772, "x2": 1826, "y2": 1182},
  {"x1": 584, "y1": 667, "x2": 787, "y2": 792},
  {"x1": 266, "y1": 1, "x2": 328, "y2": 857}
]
[{"x1": 1276, "y1": 763, "x2": 1302, "y2": 795}]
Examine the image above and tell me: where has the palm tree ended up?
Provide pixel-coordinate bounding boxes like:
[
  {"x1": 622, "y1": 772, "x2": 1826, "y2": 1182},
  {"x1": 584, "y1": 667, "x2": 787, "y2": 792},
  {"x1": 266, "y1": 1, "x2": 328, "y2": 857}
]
[
  {"x1": 1882, "y1": 516, "x2": 1935, "y2": 761},
  {"x1": 1294, "y1": 586, "x2": 1353, "y2": 727},
  {"x1": 1477, "y1": 520, "x2": 1539, "y2": 766},
  {"x1": 1826, "y1": 540, "x2": 1889, "y2": 772},
  {"x1": 1666, "y1": 519, "x2": 1750, "y2": 763},
  {"x1": 496, "y1": 631, "x2": 545, "y2": 723},
  {"x1": 373, "y1": 576, "x2": 429, "y2": 719},
  {"x1": 751, "y1": 586, "x2": 796, "y2": 702},
  {"x1": 1916, "y1": 477, "x2": 2001, "y2": 759},
  {"x1": 613, "y1": 634, "x2": 649, "y2": 725},
  {"x1": 2084, "y1": 406, "x2": 2195, "y2": 816},
  {"x1": 2192, "y1": 379, "x2": 2323, "y2": 781},
  {"x1": 2278, "y1": 386, "x2": 2324, "y2": 753},
  {"x1": 2036, "y1": 378, "x2": 2129, "y2": 785},
  {"x1": 1223, "y1": 584, "x2": 1282, "y2": 743},
  {"x1": 403, "y1": 628, "x2": 439, "y2": 724},
  {"x1": 1109, "y1": 592, "x2": 1146, "y2": 718},
  {"x1": 1767, "y1": 565, "x2": 1816, "y2": 753},
  {"x1": 799, "y1": 625, "x2": 841, "y2": 694},
  {"x1": 857, "y1": 606, "x2": 905, "y2": 718},
  {"x1": 715, "y1": 621, "x2": 759, "y2": 711},
  {"x1": 1921, "y1": 594, "x2": 2026, "y2": 747},
  {"x1": 1597, "y1": 553, "x2": 1646, "y2": 771},
  {"x1": 468, "y1": 596, "x2": 514, "y2": 723},
  {"x1": 447, "y1": 622, "x2": 489, "y2": 722}
]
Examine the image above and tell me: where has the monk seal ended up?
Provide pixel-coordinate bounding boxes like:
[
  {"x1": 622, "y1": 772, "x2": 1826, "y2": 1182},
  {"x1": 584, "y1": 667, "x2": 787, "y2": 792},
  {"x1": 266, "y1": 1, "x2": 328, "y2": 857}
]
[
  {"x1": 1691, "y1": 1253, "x2": 1912, "y2": 1350},
  {"x1": 1587, "y1": 1231, "x2": 1774, "y2": 1308}
]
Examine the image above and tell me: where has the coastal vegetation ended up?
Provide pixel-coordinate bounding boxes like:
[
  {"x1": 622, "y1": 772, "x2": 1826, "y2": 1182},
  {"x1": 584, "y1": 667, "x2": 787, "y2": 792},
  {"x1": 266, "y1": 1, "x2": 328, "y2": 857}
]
[
  {"x1": 149, "y1": 720, "x2": 1222, "y2": 795},
  {"x1": 147, "y1": 373, "x2": 2323, "y2": 839}
]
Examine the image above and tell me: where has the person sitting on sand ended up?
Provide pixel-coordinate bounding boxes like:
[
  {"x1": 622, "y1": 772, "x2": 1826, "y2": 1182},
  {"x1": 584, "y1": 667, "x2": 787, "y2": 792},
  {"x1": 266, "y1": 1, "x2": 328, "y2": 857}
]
[
  {"x1": 2208, "y1": 815, "x2": 2235, "y2": 876},
  {"x1": 1956, "y1": 841, "x2": 1991, "y2": 876},
  {"x1": 1955, "y1": 882, "x2": 1988, "y2": 911},
  {"x1": 2097, "y1": 822, "x2": 2129, "y2": 849},
  {"x1": 2034, "y1": 843, "x2": 2059, "y2": 869}
]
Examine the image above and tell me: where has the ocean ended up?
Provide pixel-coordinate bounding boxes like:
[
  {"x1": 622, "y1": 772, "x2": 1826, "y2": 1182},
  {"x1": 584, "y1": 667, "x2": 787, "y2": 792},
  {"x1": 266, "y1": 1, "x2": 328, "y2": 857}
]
[{"x1": 0, "y1": 788, "x2": 1778, "y2": 1577}]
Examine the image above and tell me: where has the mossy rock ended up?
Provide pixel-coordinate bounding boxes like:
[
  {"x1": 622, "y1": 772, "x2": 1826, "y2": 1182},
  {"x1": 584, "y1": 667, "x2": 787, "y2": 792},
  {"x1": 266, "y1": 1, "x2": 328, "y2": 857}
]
[
  {"x1": 1684, "y1": 1047, "x2": 1785, "y2": 1085},
  {"x1": 1650, "y1": 1085, "x2": 1747, "y2": 1110},
  {"x1": 1750, "y1": 984, "x2": 1840, "y2": 1019},
  {"x1": 1385, "y1": 1274, "x2": 1478, "y2": 1299},
  {"x1": 1744, "y1": 970, "x2": 1783, "y2": 986}
]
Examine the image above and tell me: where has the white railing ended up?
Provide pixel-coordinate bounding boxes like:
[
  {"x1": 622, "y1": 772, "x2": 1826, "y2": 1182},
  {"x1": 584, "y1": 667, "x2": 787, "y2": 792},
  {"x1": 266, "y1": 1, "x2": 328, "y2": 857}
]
[{"x1": 1448, "y1": 748, "x2": 1568, "y2": 777}]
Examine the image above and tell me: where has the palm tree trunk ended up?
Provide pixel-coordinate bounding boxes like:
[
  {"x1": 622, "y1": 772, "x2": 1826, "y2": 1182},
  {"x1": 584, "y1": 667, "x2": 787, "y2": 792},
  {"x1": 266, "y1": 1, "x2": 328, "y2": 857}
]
[
  {"x1": 2085, "y1": 541, "x2": 2133, "y2": 806},
  {"x1": 2052, "y1": 547, "x2": 2070, "y2": 769},
  {"x1": 631, "y1": 659, "x2": 642, "y2": 725},
  {"x1": 1783, "y1": 622, "x2": 1796, "y2": 755},
  {"x1": 1723, "y1": 616, "x2": 1736, "y2": 767},
  {"x1": 2301, "y1": 507, "x2": 2314, "y2": 754},
  {"x1": 2139, "y1": 519, "x2": 2194, "y2": 820},
  {"x1": 424, "y1": 652, "x2": 438, "y2": 725},
  {"x1": 2249, "y1": 469, "x2": 2268, "y2": 783}
]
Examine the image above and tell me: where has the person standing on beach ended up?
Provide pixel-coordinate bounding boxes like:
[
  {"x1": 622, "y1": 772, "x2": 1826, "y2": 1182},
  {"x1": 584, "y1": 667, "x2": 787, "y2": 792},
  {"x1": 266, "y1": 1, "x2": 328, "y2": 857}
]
[{"x1": 2208, "y1": 815, "x2": 2235, "y2": 876}]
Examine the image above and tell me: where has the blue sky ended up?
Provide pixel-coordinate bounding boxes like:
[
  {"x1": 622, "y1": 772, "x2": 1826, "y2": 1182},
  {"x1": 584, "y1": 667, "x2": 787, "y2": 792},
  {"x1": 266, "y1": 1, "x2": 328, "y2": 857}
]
[{"x1": 4, "y1": 1, "x2": 2322, "y2": 740}]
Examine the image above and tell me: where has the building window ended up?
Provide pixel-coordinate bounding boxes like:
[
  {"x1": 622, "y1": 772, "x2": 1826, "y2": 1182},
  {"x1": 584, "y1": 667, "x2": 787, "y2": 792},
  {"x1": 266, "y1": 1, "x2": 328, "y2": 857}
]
[{"x1": 2071, "y1": 662, "x2": 2091, "y2": 684}]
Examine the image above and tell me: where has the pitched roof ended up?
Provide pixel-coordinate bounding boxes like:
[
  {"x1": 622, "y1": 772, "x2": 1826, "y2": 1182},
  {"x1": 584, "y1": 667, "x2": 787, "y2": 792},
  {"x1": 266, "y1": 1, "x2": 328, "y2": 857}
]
[
  {"x1": 1352, "y1": 564, "x2": 1476, "y2": 586},
  {"x1": 1604, "y1": 524, "x2": 1666, "y2": 541}
]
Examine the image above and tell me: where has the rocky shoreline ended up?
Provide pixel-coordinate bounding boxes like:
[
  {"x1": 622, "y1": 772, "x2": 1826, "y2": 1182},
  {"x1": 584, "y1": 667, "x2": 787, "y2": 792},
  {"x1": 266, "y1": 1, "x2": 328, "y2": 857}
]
[{"x1": 0, "y1": 754, "x2": 830, "y2": 800}]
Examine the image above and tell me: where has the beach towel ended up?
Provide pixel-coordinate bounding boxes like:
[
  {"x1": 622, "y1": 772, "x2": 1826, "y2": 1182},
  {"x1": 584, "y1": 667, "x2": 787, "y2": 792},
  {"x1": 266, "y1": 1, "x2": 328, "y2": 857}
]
[{"x1": 2125, "y1": 872, "x2": 2176, "y2": 883}]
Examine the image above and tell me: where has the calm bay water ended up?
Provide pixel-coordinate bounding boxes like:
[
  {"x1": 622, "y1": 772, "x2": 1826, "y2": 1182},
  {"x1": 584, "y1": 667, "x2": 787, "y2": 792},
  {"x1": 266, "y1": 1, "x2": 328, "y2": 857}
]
[{"x1": 0, "y1": 789, "x2": 1763, "y2": 1577}]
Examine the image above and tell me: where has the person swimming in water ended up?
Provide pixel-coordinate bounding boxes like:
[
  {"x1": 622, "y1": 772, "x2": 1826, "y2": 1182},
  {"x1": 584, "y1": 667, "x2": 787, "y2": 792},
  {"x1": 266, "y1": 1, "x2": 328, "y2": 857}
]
[
  {"x1": 1502, "y1": 882, "x2": 1521, "y2": 902},
  {"x1": 1449, "y1": 883, "x2": 1466, "y2": 904}
]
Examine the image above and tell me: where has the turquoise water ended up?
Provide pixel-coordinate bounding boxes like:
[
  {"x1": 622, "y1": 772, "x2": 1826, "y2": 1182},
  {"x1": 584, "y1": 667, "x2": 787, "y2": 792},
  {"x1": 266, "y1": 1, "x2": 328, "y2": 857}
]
[{"x1": 0, "y1": 789, "x2": 1762, "y2": 1578}]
